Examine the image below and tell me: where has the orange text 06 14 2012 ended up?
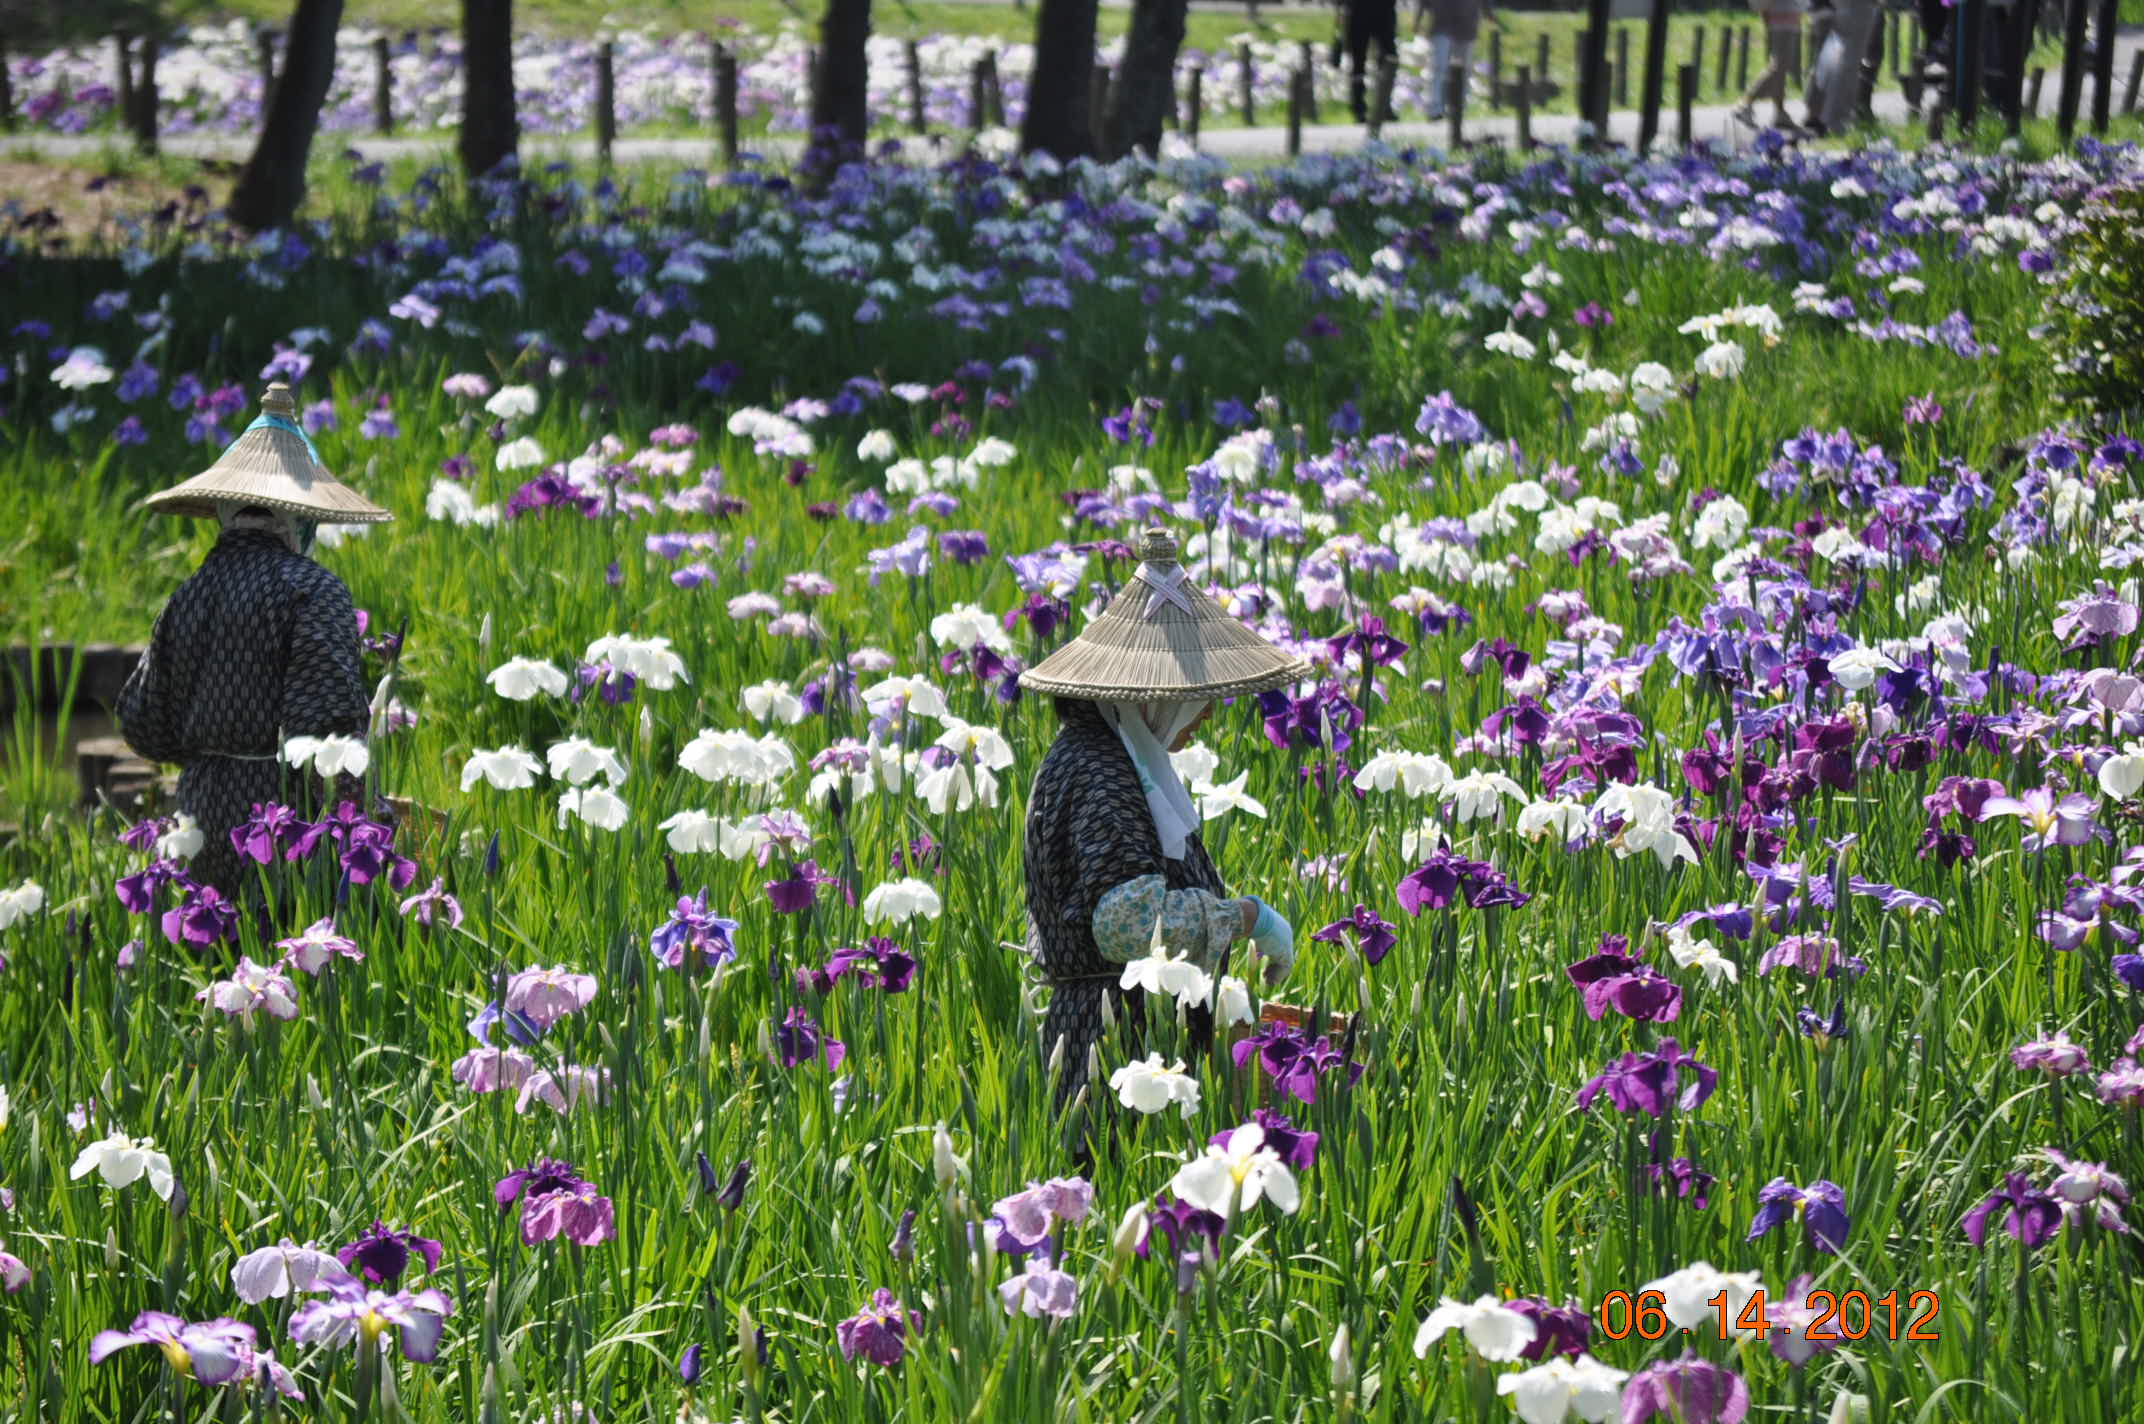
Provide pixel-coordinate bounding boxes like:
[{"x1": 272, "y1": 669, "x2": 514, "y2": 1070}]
[{"x1": 1596, "y1": 1289, "x2": 1941, "y2": 1343}]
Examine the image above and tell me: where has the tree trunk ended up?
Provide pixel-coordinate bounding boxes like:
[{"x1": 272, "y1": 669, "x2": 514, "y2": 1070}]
[
  {"x1": 1101, "y1": 0, "x2": 1187, "y2": 157},
  {"x1": 226, "y1": 0, "x2": 343, "y2": 231},
  {"x1": 458, "y1": 0, "x2": 518, "y2": 178},
  {"x1": 1021, "y1": 0, "x2": 1099, "y2": 159},
  {"x1": 806, "y1": 0, "x2": 871, "y2": 167}
]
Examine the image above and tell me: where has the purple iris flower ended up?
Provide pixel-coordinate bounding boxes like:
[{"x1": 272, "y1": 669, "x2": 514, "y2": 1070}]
[
  {"x1": 774, "y1": 1007, "x2": 846, "y2": 1070},
  {"x1": 1310, "y1": 905, "x2": 1399, "y2": 965},
  {"x1": 287, "y1": 1275, "x2": 453, "y2": 1362},
  {"x1": 1397, "y1": 849, "x2": 1530, "y2": 914},
  {"x1": 1575, "y1": 1038, "x2": 1717, "y2": 1118},
  {"x1": 803, "y1": 937, "x2": 917, "y2": 994},
  {"x1": 160, "y1": 884, "x2": 238, "y2": 947},
  {"x1": 398, "y1": 878, "x2": 464, "y2": 929},
  {"x1": 1620, "y1": 1353, "x2": 1750, "y2": 1423},
  {"x1": 837, "y1": 1288, "x2": 920, "y2": 1368},
  {"x1": 1566, "y1": 939, "x2": 1682, "y2": 1022},
  {"x1": 89, "y1": 1311, "x2": 259, "y2": 1385},
  {"x1": 1326, "y1": 616, "x2": 1410, "y2": 670},
  {"x1": 1229, "y1": 1022, "x2": 1363, "y2": 1104},
  {"x1": 1796, "y1": 1000, "x2": 1850, "y2": 1044},
  {"x1": 495, "y1": 1158, "x2": 587, "y2": 1209},
  {"x1": 230, "y1": 803, "x2": 306, "y2": 865},
  {"x1": 467, "y1": 1000, "x2": 543, "y2": 1046},
  {"x1": 1210, "y1": 1109, "x2": 1318, "y2": 1170},
  {"x1": 714, "y1": 1160, "x2": 752, "y2": 1212},
  {"x1": 336, "y1": 1220, "x2": 442, "y2": 1285},
  {"x1": 1746, "y1": 1178, "x2": 1849, "y2": 1253},
  {"x1": 1648, "y1": 1153, "x2": 1715, "y2": 1208},
  {"x1": 1136, "y1": 1193, "x2": 1226, "y2": 1261},
  {"x1": 1755, "y1": 935, "x2": 1867, "y2": 979},
  {"x1": 1504, "y1": 1298, "x2": 1591, "y2": 1360},
  {"x1": 1978, "y1": 786, "x2": 2104, "y2": 853},
  {"x1": 115, "y1": 858, "x2": 186, "y2": 915},
  {"x1": 649, "y1": 890, "x2": 739, "y2": 972},
  {"x1": 1963, "y1": 1172, "x2": 2063, "y2": 1248},
  {"x1": 677, "y1": 1342, "x2": 704, "y2": 1383}
]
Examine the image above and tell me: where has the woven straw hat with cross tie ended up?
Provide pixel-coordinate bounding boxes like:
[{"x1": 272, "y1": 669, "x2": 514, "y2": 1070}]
[
  {"x1": 1018, "y1": 527, "x2": 1311, "y2": 703},
  {"x1": 141, "y1": 383, "x2": 394, "y2": 525}
]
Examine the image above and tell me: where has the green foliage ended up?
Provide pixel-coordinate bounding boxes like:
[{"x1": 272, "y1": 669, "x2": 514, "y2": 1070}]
[{"x1": 2049, "y1": 178, "x2": 2144, "y2": 429}]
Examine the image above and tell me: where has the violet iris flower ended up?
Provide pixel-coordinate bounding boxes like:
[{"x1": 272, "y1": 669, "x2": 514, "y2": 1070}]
[
  {"x1": 1978, "y1": 786, "x2": 2103, "y2": 852},
  {"x1": 1310, "y1": 905, "x2": 1399, "y2": 965},
  {"x1": 1796, "y1": 1000, "x2": 1850, "y2": 1045},
  {"x1": 1575, "y1": 1038, "x2": 1717, "y2": 1117},
  {"x1": 1619, "y1": 1353, "x2": 1750, "y2": 1423},
  {"x1": 1230, "y1": 1021, "x2": 1364, "y2": 1104},
  {"x1": 1503, "y1": 1298, "x2": 1592, "y2": 1361},
  {"x1": 1326, "y1": 616, "x2": 1410, "y2": 670},
  {"x1": 1566, "y1": 940, "x2": 1681, "y2": 1023},
  {"x1": 160, "y1": 884, "x2": 239, "y2": 947},
  {"x1": 1137, "y1": 1193, "x2": 1227, "y2": 1261},
  {"x1": 1746, "y1": 1178, "x2": 1849, "y2": 1253},
  {"x1": 1962, "y1": 1172, "x2": 2063, "y2": 1247},
  {"x1": 230, "y1": 803, "x2": 306, "y2": 865},
  {"x1": 2012, "y1": 1033, "x2": 2090, "y2": 1076},
  {"x1": 1212, "y1": 1109, "x2": 1318, "y2": 1170},
  {"x1": 398, "y1": 877, "x2": 465, "y2": 929},
  {"x1": 336, "y1": 1220, "x2": 443, "y2": 1285},
  {"x1": 774, "y1": 1007, "x2": 846, "y2": 1070},
  {"x1": 467, "y1": 1000, "x2": 544, "y2": 1046},
  {"x1": 837, "y1": 1288, "x2": 920, "y2": 1368},
  {"x1": 1648, "y1": 1154, "x2": 1714, "y2": 1208},
  {"x1": 90, "y1": 1311, "x2": 258, "y2": 1385},
  {"x1": 1397, "y1": 849, "x2": 1531, "y2": 914},
  {"x1": 115, "y1": 859, "x2": 186, "y2": 915},
  {"x1": 494, "y1": 1157, "x2": 615, "y2": 1246},
  {"x1": 649, "y1": 890, "x2": 740, "y2": 972},
  {"x1": 287, "y1": 1275, "x2": 454, "y2": 1362}
]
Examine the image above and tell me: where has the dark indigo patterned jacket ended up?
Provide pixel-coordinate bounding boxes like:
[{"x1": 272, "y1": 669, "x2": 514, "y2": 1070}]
[
  {"x1": 1025, "y1": 698, "x2": 1228, "y2": 1105},
  {"x1": 116, "y1": 527, "x2": 370, "y2": 894}
]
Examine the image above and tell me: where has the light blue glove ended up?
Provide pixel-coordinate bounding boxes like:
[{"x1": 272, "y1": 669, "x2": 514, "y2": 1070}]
[{"x1": 1246, "y1": 898, "x2": 1296, "y2": 987}]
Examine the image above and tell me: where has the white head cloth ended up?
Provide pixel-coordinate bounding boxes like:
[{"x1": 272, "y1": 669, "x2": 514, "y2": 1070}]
[
  {"x1": 216, "y1": 500, "x2": 307, "y2": 553},
  {"x1": 1101, "y1": 701, "x2": 1209, "y2": 861}
]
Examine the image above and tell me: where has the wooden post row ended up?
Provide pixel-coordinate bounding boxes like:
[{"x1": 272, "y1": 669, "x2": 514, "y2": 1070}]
[
  {"x1": 1187, "y1": 66, "x2": 1204, "y2": 143},
  {"x1": 714, "y1": 44, "x2": 739, "y2": 164},
  {"x1": 904, "y1": 40, "x2": 925, "y2": 134},
  {"x1": 372, "y1": 35, "x2": 393, "y2": 135},
  {"x1": 1516, "y1": 63, "x2": 1532, "y2": 148},
  {"x1": 1286, "y1": 65, "x2": 1305, "y2": 156},
  {"x1": 1446, "y1": 61, "x2": 1464, "y2": 147},
  {"x1": 1238, "y1": 41, "x2": 1255, "y2": 125},
  {"x1": 1675, "y1": 61, "x2": 1693, "y2": 148}
]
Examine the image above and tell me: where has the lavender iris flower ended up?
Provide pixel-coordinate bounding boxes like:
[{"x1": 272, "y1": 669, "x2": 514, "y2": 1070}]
[
  {"x1": 1745, "y1": 1179, "x2": 1849, "y2": 1253},
  {"x1": 89, "y1": 1311, "x2": 258, "y2": 1385},
  {"x1": 1137, "y1": 1193, "x2": 1227, "y2": 1261},
  {"x1": 287, "y1": 1275, "x2": 454, "y2": 1362},
  {"x1": 1620, "y1": 1353, "x2": 1750, "y2": 1423},
  {"x1": 160, "y1": 884, "x2": 239, "y2": 947}
]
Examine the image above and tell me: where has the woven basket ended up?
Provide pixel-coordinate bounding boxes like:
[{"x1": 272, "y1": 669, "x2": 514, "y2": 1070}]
[
  {"x1": 143, "y1": 384, "x2": 394, "y2": 524},
  {"x1": 1020, "y1": 527, "x2": 1310, "y2": 702}
]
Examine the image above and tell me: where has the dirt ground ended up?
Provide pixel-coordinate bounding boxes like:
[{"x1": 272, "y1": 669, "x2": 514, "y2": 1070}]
[{"x1": 0, "y1": 154, "x2": 229, "y2": 248}]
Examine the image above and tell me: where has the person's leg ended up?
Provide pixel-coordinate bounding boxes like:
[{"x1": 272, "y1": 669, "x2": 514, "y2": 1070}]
[
  {"x1": 1347, "y1": 2, "x2": 1373, "y2": 119},
  {"x1": 1452, "y1": 38, "x2": 1474, "y2": 111},
  {"x1": 1430, "y1": 32, "x2": 1453, "y2": 114},
  {"x1": 1373, "y1": 0, "x2": 1400, "y2": 116},
  {"x1": 1820, "y1": 0, "x2": 1878, "y2": 128},
  {"x1": 1802, "y1": 10, "x2": 1836, "y2": 119}
]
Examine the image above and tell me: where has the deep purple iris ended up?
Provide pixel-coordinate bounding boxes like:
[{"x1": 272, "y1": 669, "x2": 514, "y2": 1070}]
[
  {"x1": 1209, "y1": 1109, "x2": 1318, "y2": 1170},
  {"x1": 336, "y1": 1220, "x2": 443, "y2": 1285},
  {"x1": 1310, "y1": 905, "x2": 1399, "y2": 965},
  {"x1": 159, "y1": 883, "x2": 239, "y2": 947},
  {"x1": 1137, "y1": 1193, "x2": 1226, "y2": 1261},
  {"x1": 1575, "y1": 1038, "x2": 1717, "y2": 1118},
  {"x1": 1746, "y1": 1178, "x2": 1849, "y2": 1254},
  {"x1": 1229, "y1": 1022, "x2": 1363, "y2": 1105},
  {"x1": 1962, "y1": 1172, "x2": 2063, "y2": 1248},
  {"x1": 1397, "y1": 849, "x2": 1531, "y2": 914},
  {"x1": 1504, "y1": 1297, "x2": 1592, "y2": 1360}
]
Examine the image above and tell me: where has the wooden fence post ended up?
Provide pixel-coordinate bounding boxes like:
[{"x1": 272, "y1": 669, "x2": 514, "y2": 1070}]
[
  {"x1": 372, "y1": 35, "x2": 393, "y2": 134},
  {"x1": 1090, "y1": 61, "x2": 1110, "y2": 147},
  {"x1": 1488, "y1": 29, "x2": 1502, "y2": 108},
  {"x1": 134, "y1": 32, "x2": 159, "y2": 154},
  {"x1": 985, "y1": 51, "x2": 1005, "y2": 126},
  {"x1": 1735, "y1": 25, "x2": 1750, "y2": 93},
  {"x1": 1639, "y1": 0, "x2": 1668, "y2": 156},
  {"x1": 905, "y1": 40, "x2": 925, "y2": 134},
  {"x1": 1238, "y1": 41, "x2": 1255, "y2": 125},
  {"x1": 2057, "y1": 0, "x2": 2087, "y2": 140},
  {"x1": 2125, "y1": 49, "x2": 2144, "y2": 115},
  {"x1": 714, "y1": 43, "x2": 739, "y2": 164},
  {"x1": 1287, "y1": 65, "x2": 1305, "y2": 155},
  {"x1": 1299, "y1": 40, "x2": 1319, "y2": 121},
  {"x1": 2027, "y1": 65, "x2": 2045, "y2": 115},
  {"x1": 1614, "y1": 27, "x2": 1629, "y2": 107},
  {"x1": 114, "y1": 33, "x2": 134, "y2": 120},
  {"x1": 0, "y1": 32, "x2": 13, "y2": 132},
  {"x1": 1690, "y1": 25, "x2": 1705, "y2": 98},
  {"x1": 1447, "y1": 61, "x2": 1464, "y2": 145},
  {"x1": 1536, "y1": 32, "x2": 1551, "y2": 94},
  {"x1": 1516, "y1": 63, "x2": 1532, "y2": 147},
  {"x1": 2092, "y1": 0, "x2": 2117, "y2": 132},
  {"x1": 969, "y1": 57, "x2": 988, "y2": 130},
  {"x1": 594, "y1": 41, "x2": 616, "y2": 164},
  {"x1": 1714, "y1": 24, "x2": 1731, "y2": 89},
  {"x1": 1675, "y1": 61, "x2": 1694, "y2": 148},
  {"x1": 1187, "y1": 66, "x2": 1204, "y2": 142}
]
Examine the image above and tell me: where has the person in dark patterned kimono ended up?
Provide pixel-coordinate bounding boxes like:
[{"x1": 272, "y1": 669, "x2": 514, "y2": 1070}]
[
  {"x1": 1019, "y1": 527, "x2": 1312, "y2": 1111},
  {"x1": 116, "y1": 384, "x2": 394, "y2": 897}
]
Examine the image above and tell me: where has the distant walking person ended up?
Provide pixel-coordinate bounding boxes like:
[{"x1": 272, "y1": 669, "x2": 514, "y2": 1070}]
[
  {"x1": 1736, "y1": 0, "x2": 1808, "y2": 128},
  {"x1": 1805, "y1": 0, "x2": 1878, "y2": 132},
  {"x1": 1347, "y1": 0, "x2": 1401, "y2": 122},
  {"x1": 1427, "y1": 0, "x2": 1490, "y2": 120},
  {"x1": 117, "y1": 383, "x2": 392, "y2": 897}
]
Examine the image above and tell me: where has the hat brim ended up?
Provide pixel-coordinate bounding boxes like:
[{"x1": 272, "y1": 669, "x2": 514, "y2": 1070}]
[
  {"x1": 142, "y1": 423, "x2": 394, "y2": 524},
  {"x1": 1020, "y1": 577, "x2": 1312, "y2": 703}
]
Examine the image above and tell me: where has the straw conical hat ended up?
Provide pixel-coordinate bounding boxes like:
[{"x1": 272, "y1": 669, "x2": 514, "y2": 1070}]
[
  {"x1": 1020, "y1": 527, "x2": 1311, "y2": 703},
  {"x1": 142, "y1": 384, "x2": 394, "y2": 524}
]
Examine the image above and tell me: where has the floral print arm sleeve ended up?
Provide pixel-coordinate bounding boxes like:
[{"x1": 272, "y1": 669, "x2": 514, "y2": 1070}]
[{"x1": 1090, "y1": 875, "x2": 1241, "y2": 970}]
